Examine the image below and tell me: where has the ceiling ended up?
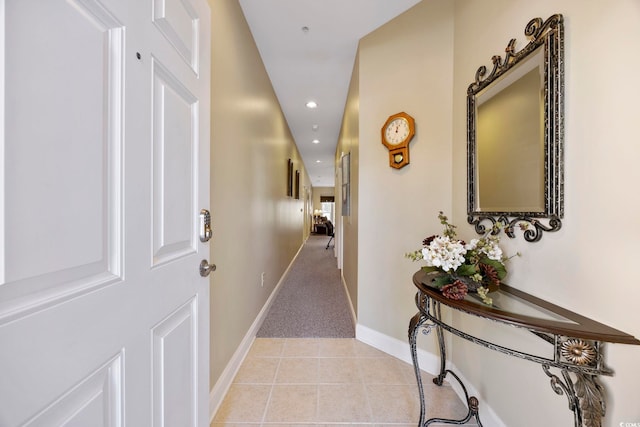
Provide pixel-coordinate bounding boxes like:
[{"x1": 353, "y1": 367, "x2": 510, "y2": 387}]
[{"x1": 238, "y1": 0, "x2": 422, "y2": 188}]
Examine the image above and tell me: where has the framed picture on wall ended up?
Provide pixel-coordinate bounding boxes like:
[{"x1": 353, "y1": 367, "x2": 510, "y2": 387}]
[
  {"x1": 295, "y1": 170, "x2": 300, "y2": 199},
  {"x1": 287, "y1": 158, "x2": 293, "y2": 197},
  {"x1": 341, "y1": 153, "x2": 350, "y2": 216}
]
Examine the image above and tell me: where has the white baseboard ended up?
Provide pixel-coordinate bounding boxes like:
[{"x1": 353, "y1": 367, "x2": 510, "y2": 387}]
[
  {"x1": 207, "y1": 326, "x2": 255, "y2": 421},
  {"x1": 355, "y1": 323, "x2": 442, "y2": 374},
  {"x1": 208, "y1": 241, "x2": 306, "y2": 422},
  {"x1": 355, "y1": 323, "x2": 506, "y2": 427}
]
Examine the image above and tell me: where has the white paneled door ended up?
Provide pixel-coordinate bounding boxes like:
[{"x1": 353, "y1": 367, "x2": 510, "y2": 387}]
[{"x1": 0, "y1": 0, "x2": 211, "y2": 426}]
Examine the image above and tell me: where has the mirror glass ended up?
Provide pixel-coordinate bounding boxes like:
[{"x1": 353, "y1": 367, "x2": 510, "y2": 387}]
[
  {"x1": 467, "y1": 15, "x2": 564, "y2": 242},
  {"x1": 476, "y1": 48, "x2": 543, "y2": 212}
]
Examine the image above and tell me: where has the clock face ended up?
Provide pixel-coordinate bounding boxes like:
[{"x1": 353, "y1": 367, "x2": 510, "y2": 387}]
[
  {"x1": 384, "y1": 117, "x2": 411, "y2": 145},
  {"x1": 381, "y1": 112, "x2": 415, "y2": 169}
]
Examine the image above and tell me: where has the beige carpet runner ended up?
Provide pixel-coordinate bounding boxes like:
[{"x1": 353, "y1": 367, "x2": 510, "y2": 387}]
[{"x1": 256, "y1": 235, "x2": 355, "y2": 337}]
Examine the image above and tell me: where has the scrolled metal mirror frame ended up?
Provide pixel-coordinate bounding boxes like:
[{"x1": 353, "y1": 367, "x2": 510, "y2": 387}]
[{"x1": 467, "y1": 14, "x2": 564, "y2": 242}]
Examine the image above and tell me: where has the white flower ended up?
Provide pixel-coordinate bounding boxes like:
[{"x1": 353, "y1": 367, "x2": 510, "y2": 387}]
[
  {"x1": 421, "y1": 236, "x2": 467, "y2": 272},
  {"x1": 483, "y1": 241, "x2": 503, "y2": 261},
  {"x1": 466, "y1": 237, "x2": 503, "y2": 261},
  {"x1": 465, "y1": 239, "x2": 480, "y2": 251}
]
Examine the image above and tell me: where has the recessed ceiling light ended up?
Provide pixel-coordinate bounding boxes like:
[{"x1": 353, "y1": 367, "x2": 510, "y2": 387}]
[
  {"x1": 312, "y1": 124, "x2": 319, "y2": 131},
  {"x1": 312, "y1": 139, "x2": 320, "y2": 144},
  {"x1": 316, "y1": 160, "x2": 322, "y2": 163},
  {"x1": 306, "y1": 101, "x2": 317, "y2": 109}
]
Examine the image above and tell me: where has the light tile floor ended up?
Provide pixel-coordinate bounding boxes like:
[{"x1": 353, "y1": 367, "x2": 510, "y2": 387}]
[{"x1": 211, "y1": 338, "x2": 477, "y2": 427}]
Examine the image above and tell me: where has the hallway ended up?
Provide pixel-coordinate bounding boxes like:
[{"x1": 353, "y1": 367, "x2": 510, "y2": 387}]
[
  {"x1": 257, "y1": 235, "x2": 354, "y2": 338},
  {"x1": 210, "y1": 237, "x2": 475, "y2": 426}
]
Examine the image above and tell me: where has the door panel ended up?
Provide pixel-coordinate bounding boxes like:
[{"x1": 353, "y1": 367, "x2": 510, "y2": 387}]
[
  {"x1": 21, "y1": 352, "x2": 124, "y2": 427},
  {"x1": 0, "y1": 0, "x2": 210, "y2": 426},
  {"x1": 152, "y1": 298, "x2": 197, "y2": 427},
  {"x1": 152, "y1": 59, "x2": 198, "y2": 266},
  {"x1": 1, "y1": 0, "x2": 124, "y2": 322},
  {"x1": 152, "y1": 0, "x2": 199, "y2": 72}
]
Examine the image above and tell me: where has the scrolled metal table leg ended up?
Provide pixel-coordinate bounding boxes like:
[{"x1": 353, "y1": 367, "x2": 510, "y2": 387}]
[
  {"x1": 424, "y1": 301, "x2": 483, "y2": 426},
  {"x1": 410, "y1": 293, "x2": 484, "y2": 427},
  {"x1": 432, "y1": 301, "x2": 447, "y2": 386},
  {"x1": 425, "y1": 369, "x2": 483, "y2": 427},
  {"x1": 543, "y1": 364, "x2": 606, "y2": 427},
  {"x1": 574, "y1": 372, "x2": 606, "y2": 427},
  {"x1": 409, "y1": 310, "x2": 428, "y2": 427}
]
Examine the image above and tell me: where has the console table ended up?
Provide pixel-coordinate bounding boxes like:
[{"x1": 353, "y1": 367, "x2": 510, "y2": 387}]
[{"x1": 408, "y1": 269, "x2": 640, "y2": 427}]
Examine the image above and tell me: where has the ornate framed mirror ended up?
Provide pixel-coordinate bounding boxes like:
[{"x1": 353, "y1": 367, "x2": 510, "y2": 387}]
[{"x1": 467, "y1": 14, "x2": 564, "y2": 242}]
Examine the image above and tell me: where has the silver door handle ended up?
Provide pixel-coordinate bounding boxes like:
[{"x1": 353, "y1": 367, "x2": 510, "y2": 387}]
[{"x1": 200, "y1": 259, "x2": 216, "y2": 277}]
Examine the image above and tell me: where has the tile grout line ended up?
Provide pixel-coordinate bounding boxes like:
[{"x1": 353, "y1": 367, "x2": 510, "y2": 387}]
[
  {"x1": 356, "y1": 354, "x2": 376, "y2": 423},
  {"x1": 259, "y1": 340, "x2": 285, "y2": 424}
]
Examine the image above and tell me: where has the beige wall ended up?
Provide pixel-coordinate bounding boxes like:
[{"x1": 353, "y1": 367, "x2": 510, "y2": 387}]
[
  {"x1": 356, "y1": 0, "x2": 455, "y2": 347},
  {"x1": 208, "y1": 0, "x2": 309, "y2": 387},
  {"x1": 451, "y1": 1, "x2": 640, "y2": 426},
  {"x1": 351, "y1": 0, "x2": 640, "y2": 426},
  {"x1": 336, "y1": 53, "x2": 360, "y2": 313}
]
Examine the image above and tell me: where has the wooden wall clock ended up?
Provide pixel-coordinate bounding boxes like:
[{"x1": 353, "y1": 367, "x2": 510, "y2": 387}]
[{"x1": 381, "y1": 111, "x2": 415, "y2": 169}]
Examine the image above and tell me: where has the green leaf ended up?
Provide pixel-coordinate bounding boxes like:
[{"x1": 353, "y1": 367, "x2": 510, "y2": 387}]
[
  {"x1": 455, "y1": 264, "x2": 477, "y2": 276},
  {"x1": 421, "y1": 266, "x2": 440, "y2": 274},
  {"x1": 431, "y1": 275, "x2": 453, "y2": 289}
]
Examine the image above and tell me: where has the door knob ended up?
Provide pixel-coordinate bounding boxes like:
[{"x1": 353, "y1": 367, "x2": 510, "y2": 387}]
[{"x1": 199, "y1": 259, "x2": 216, "y2": 277}]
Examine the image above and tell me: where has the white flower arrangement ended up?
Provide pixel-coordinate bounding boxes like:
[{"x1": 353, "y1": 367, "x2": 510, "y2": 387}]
[{"x1": 407, "y1": 212, "x2": 516, "y2": 305}]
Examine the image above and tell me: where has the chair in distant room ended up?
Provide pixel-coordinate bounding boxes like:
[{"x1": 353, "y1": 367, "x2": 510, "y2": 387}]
[{"x1": 325, "y1": 220, "x2": 334, "y2": 249}]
